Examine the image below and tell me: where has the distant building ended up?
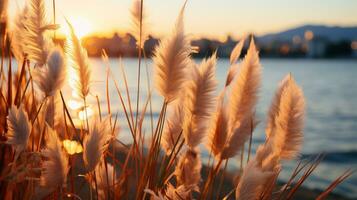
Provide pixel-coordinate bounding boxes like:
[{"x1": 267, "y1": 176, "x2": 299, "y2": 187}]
[
  {"x1": 144, "y1": 35, "x2": 159, "y2": 56},
  {"x1": 351, "y1": 41, "x2": 357, "y2": 58},
  {"x1": 306, "y1": 37, "x2": 328, "y2": 58},
  {"x1": 219, "y1": 35, "x2": 236, "y2": 57}
]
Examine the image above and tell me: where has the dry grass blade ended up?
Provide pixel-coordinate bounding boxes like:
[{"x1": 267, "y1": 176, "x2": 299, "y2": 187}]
[
  {"x1": 316, "y1": 169, "x2": 353, "y2": 200},
  {"x1": 285, "y1": 154, "x2": 324, "y2": 200},
  {"x1": 0, "y1": 0, "x2": 8, "y2": 22},
  {"x1": 13, "y1": 59, "x2": 27, "y2": 107},
  {"x1": 6, "y1": 52, "x2": 12, "y2": 106},
  {"x1": 277, "y1": 159, "x2": 310, "y2": 200},
  {"x1": 118, "y1": 58, "x2": 135, "y2": 128}
]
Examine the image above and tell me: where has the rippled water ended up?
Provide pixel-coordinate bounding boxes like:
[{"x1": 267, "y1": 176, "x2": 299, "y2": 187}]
[{"x1": 59, "y1": 58, "x2": 357, "y2": 198}]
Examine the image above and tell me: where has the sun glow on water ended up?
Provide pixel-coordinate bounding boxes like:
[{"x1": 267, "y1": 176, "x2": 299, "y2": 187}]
[
  {"x1": 78, "y1": 107, "x2": 94, "y2": 121},
  {"x1": 63, "y1": 140, "x2": 83, "y2": 155}
]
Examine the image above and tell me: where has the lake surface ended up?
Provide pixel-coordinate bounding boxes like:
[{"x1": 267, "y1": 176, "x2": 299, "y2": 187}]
[{"x1": 53, "y1": 58, "x2": 357, "y2": 198}]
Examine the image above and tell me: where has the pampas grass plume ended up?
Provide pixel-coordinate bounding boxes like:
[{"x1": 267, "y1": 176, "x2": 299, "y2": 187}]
[
  {"x1": 94, "y1": 161, "x2": 114, "y2": 199},
  {"x1": 66, "y1": 20, "x2": 91, "y2": 99},
  {"x1": 183, "y1": 55, "x2": 217, "y2": 149},
  {"x1": 271, "y1": 76, "x2": 305, "y2": 160},
  {"x1": 235, "y1": 159, "x2": 275, "y2": 200},
  {"x1": 33, "y1": 47, "x2": 66, "y2": 97},
  {"x1": 166, "y1": 184, "x2": 191, "y2": 199},
  {"x1": 130, "y1": 0, "x2": 148, "y2": 48},
  {"x1": 161, "y1": 101, "x2": 184, "y2": 155},
  {"x1": 153, "y1": 4, "x2": 191, "y2": 103},
  {"x1": 230, "y1": 38, "x2": 245, "y2": 65},
  {"x1": 206, "y1": 93, "x2": 229, "y2": 157},
  {"x1": 175, "y1": 149, "x2": 202, "y2": 192},
  {"x1": 6, "y1": 106, "x2": 31, "y2": 158},
  {"x1": 83, "y1": 118, "x2": 113, "y2": 172},
  {"x1": 41, "y1": 125, "x2": 69, "y2": 189},
  {"x1": 227, "y1": 38, "x2": 261, "y2": 131},
  {"x1": 24, "y1": 0, "x2": 53, "y2": 67},
  {"x1": 266, "y1": 75, "x2": 290, "y2": 139},
  {"x1": 10, "y1": 6, "x2": 28, "y2": 62},
  {"x1": 220, "y1": 116, "x2": 257, "y2": 159}
]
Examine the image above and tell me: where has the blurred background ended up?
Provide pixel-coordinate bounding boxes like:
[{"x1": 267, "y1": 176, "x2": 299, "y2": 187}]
[{"x1": 3, "y1": 0, "x2": 357, "y2": 198}]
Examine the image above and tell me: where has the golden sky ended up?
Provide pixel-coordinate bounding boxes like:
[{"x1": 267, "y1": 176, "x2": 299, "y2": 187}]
[{"x1": 8, "y1": 0, "x2": 357, "y2": 40}]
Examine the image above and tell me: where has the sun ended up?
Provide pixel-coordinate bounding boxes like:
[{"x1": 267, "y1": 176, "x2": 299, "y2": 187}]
[{"x1": 60, "y1": 16, "x2": 93, "y2": 38}]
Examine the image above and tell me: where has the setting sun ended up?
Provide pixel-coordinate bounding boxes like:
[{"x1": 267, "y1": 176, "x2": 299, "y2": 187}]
[{"x1": 60, "y1": 16, "x2": 93, "y2": 38}]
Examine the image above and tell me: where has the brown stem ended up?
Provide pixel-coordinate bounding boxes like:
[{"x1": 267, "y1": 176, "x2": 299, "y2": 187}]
[{"x1": 134, "y1": 0, "x2": 144, "y2": 135}]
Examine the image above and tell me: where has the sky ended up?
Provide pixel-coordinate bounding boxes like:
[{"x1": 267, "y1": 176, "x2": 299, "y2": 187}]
[{"x1": 8, "y1": 0, "x2": 357, "y2": 40}]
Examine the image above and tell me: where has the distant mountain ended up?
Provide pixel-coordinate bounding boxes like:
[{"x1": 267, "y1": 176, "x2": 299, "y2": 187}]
[{"x1": 257, "y1": 24, "x2": 357, "y2": 44}]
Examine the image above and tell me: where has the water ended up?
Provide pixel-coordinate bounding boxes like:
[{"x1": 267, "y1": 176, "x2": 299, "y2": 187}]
[{"x1": 51, "y1": 58, "x2": 357, "y2": 198}]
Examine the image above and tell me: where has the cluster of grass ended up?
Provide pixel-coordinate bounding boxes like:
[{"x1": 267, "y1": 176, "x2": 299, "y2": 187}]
[{"x1": 0, "y1": 0, "x2": 352, "y2": 199}]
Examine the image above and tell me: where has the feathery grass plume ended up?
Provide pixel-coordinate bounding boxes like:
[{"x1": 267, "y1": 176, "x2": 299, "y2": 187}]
[
  {"x1": 33, "y1": 47, "x2": 66, "y2": 97},
  {"x1": 230, "y1": 38, "x2": 245, "y2": 65},
  {"x1": 265, "y1": 75, "x2": 290, "y2": 139},
  {"x1": 130, "y1": 0, "x2": 148, "y2": 48},
  {"x1": 225, "y1": 63, "x2": 240, "y2": 87},
  {"x1": 93, "y1": 161, "x2": 114, "y2": 199},
  {"x1": 182, "y1": 55, "x2": 217, "y2": 149},
  {"x1": 66, "y1": 20, "x2": 91, "y2": 99},
  {"x1": 24, "y1": 0, "x2": 54, "y2": 67},
  {"x1": 220, "y1": 115, "x2": 257, "y2": 159},
  {"x1": 165, "y1": 184, "x2": 191, "y2": 199},
  {"x1": 46, "y1": 93, "x2": 66, "y2": 131},
  {"x1": 40, "y1": 125, "x2": 69, "y2": 190},
  {"x1": 10, "y1": 6, "x2": 28, "y2": 62},
  {"x1": 153, "y1": 4, "x2": 192, "y2": 103},
  {"x1": 235, "y1": 159, "x2": 275, "y2": 200},
  {"x1": 206, "y1": 92, "x2": 229, "y2": 157},
  {"x1": 6, "y1": 106, "x2": 31, "y2": 160},
  {"x1": 227, "y1": 38, "x2": 261, "y2": 131},
  {"x1": 161, "y1": 100, "x2": 184, "y2": 155},
  {"x1": 235, "y1": 142, "x2": 281, "y2": 200},
  {"x1": 225, "y1": 39, "x2": 246, "y2": 86},
  {"x1": 144, "y1": 189, "x2": 165, "y2": 200},
  {"x1": 83, "y1": 117, "x2": 113, "y2": 172},
  {"x1": 145, "y1": 185, "x2": 191, "y2": 200},
  {"x1": 174, "y1": 148, "x2": 202, "y2": 192},
  {"x1": 271, "y1": 76, "x2": 305, "y2": 160}
]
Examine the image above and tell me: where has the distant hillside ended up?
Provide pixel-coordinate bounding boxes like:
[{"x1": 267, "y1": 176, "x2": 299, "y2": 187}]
[{"x1": 257, "y1": 24, "x2": 357, "y2": 44}]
